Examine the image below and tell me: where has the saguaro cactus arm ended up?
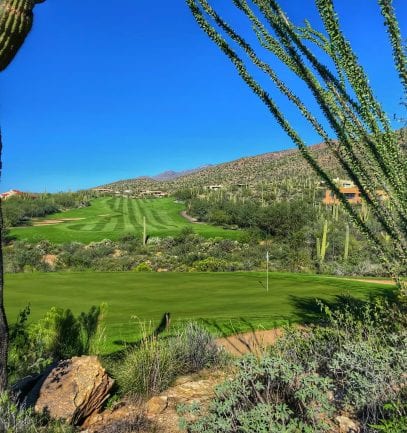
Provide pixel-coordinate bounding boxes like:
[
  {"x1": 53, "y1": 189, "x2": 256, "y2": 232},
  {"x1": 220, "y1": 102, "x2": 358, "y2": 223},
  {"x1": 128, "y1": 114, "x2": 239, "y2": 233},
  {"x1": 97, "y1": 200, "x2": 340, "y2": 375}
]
[{"x1": 0, "y1": 0, "x2": 45, "y2": 71}]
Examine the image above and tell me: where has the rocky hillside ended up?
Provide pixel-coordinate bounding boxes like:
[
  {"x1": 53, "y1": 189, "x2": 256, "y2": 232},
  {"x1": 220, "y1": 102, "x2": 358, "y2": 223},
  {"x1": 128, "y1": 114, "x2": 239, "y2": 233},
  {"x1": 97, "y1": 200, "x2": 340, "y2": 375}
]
[{"x1": 98, "y1": 142, "x2": 343, "y2": 193}]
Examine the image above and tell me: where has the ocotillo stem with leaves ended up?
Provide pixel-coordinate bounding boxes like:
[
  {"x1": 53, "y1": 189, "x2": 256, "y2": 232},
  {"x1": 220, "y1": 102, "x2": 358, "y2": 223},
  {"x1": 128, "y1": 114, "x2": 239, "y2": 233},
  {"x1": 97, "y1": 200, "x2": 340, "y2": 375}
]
[{"x1": 186, "y1": 0, "x2": 406, "y2": 293}]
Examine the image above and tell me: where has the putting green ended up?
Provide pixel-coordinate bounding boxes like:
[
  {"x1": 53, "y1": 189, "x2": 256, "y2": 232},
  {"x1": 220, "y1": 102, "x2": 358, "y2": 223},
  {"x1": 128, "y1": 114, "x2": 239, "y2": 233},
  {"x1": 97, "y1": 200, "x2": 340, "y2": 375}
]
[
  {"x1": 5, "y1": 271, "x2": 392, "y2": 353},
  {"x1": 9, "y1": 197, "x2": 242, "y2": 243}
]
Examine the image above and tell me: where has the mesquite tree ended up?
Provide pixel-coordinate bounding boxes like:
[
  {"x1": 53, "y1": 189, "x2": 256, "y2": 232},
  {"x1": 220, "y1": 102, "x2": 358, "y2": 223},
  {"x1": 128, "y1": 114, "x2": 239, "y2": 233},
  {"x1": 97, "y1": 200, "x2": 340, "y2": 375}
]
[
  {"x1": 0, "y1": 0, "x2": 45, "y2": 391},
  {"x1": 186, "y1": 0, "x2": 407, "y2": 291}
]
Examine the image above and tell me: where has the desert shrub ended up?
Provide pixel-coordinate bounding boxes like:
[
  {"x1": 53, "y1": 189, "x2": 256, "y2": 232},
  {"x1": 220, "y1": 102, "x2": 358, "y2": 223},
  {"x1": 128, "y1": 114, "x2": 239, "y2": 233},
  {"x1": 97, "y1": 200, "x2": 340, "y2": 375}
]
[
  {"x1": 175, "y1": 322, "x2": 225, "y2": 373},
  {"x1": 193, "y1": 257, "x2": 231, "y2": 271},
  {"x1": 0, "y1": 392, "x2": 38, "y2": 433},
  {"x1": 0, "y1": 392, "x2": 74, "y2": 433},
  {"x1": 186, "y1": 355, "x2": 334, "y2": 433},
  {"x1": 133, "y1": 261, "x2": 152, "y2": 272},
  {"x1": 371, "y1": 402, "x2": 407, "y2": 433},
  {"x1": 97, "y1": 415, "x2": 156, "y2": 433},
  {"x1": 185, "y1": 297, "x2": 406, "y2": 433},
  {"x1": 4, "y1": 241, "x2": 50, "y2": 273},
  {"x1": 274, "y1": 297, "x2": 407, "y2": 429},
  {"x1": 91, "y1": 256, "x2": 136, "y2": 271}
]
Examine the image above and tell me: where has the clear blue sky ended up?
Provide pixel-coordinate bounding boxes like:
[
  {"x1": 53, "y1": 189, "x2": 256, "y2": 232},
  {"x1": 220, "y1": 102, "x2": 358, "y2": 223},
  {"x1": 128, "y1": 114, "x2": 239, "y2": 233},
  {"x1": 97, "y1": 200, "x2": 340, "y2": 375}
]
[{"x1": 0, "y1": 0, "x2": 405, "y2": 192}]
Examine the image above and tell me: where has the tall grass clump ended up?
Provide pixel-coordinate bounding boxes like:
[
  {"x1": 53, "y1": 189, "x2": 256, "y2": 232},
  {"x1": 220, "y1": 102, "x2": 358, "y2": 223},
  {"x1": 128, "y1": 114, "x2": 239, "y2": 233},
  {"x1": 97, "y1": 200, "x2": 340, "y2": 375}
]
[
  {"x1": 112, "y1": 322, "x2": 225, "y2": 398},
  {"x1": 113, "y1": 336, "x2": 179, "y2": 398}
]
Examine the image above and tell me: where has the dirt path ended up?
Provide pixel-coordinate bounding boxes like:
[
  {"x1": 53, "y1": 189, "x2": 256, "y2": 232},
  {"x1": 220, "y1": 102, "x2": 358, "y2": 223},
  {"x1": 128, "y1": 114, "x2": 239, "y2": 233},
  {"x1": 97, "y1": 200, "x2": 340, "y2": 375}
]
[
  {"x1": 216, "y1": 328, "x2": 285, "y2": 356},
  {"x1": 180, "y1": 210, "x2": 202, "y2": 224}
]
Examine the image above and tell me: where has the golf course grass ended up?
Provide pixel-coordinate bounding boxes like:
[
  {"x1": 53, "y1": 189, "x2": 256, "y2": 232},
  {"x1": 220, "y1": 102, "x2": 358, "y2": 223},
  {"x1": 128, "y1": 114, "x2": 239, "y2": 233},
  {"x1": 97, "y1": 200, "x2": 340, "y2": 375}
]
[
  {"x1": 5, "y1": 271, "x2": 393, "y2": 354},
  {"x1": 9, "y1": 197, "x2": 242, "y2": 243}
]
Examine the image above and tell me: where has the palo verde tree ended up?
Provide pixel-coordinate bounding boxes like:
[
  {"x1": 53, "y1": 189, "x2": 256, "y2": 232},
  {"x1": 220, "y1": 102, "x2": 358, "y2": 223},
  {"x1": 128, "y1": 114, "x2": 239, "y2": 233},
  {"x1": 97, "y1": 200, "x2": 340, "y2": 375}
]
[
  {"x1": 186, "y1": 0, "x2": 407, "y2": 291},
  {"x1": 0, "y1": 0, "x2": 46, "y2": 391}
]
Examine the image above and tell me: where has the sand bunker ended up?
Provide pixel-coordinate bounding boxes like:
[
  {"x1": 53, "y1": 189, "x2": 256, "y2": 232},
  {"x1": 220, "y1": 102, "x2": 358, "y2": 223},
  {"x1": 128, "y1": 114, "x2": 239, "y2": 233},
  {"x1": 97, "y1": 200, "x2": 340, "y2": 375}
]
[{"x1": 33, "y1": 218, "x2": 85, "y2": 226}]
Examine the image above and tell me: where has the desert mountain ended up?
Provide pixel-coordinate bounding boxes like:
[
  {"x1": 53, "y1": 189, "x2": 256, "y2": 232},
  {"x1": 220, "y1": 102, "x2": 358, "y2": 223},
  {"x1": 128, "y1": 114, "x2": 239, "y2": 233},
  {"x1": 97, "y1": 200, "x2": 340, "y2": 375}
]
[{"x1": 98, "y1": 142, "x2": 343, "y2": 193}]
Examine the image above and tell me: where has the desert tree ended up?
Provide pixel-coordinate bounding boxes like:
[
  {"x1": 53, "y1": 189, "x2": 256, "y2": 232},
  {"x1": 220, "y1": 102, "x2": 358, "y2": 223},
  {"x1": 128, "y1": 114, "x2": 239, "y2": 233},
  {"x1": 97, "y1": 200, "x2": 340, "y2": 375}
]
[
  {"x1": 0, "y1": 0, "x2": 46, "y2": 391},
  {"x1": 186, "y1": 0, "x2": 407, "y2": 291}
]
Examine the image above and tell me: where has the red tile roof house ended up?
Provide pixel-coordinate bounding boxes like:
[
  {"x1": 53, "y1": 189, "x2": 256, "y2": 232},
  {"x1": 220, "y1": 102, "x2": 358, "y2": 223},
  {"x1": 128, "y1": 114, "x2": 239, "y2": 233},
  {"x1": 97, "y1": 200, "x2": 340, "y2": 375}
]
[{"x1": 0, "y1": 189, "x2": 24, "y2": 200}]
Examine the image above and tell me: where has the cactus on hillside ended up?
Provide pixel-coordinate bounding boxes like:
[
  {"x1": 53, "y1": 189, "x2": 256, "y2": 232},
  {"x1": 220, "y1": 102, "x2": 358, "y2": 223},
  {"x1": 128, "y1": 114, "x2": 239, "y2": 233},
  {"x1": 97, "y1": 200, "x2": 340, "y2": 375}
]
[
  {"x1": 316, "y1": 219, "x2": 329, "y2": 265},
  {"x1": 344, "y1": 223, "x2": 350, "y2": 262},
  {"x1": 0, "y1": 0, "x2": 45, "y2": 71}
]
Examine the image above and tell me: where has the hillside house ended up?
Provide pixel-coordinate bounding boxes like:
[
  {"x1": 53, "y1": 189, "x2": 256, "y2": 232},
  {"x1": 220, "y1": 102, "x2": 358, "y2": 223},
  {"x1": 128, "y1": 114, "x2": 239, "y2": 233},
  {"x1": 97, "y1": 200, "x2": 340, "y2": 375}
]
[
  {"x1": 333, "y1": 178, "x2": 355, "y2": 188},
  {"x1": 92, "y1": 187, "x2": 113, "y2": 194},
  {"x1": 323, "y1": 187, "x2": 362, "y2": 205},
  {"x1": 205, "y1": 185, "x2": 223, "y2": 191},
  {"x1": 0, "y1": 189, "x2": 24, "y2": 200}
]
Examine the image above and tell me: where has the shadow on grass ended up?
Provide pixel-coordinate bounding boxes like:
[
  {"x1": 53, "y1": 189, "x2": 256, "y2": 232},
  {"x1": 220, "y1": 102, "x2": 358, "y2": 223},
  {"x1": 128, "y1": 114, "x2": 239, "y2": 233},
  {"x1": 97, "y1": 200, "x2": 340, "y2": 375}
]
[
  {"x1": 289, "y1": 286, "x2": 399, "y2": 325},
  {"x1": 107, "y1": 312, "x2": 172, "y2": 361}
]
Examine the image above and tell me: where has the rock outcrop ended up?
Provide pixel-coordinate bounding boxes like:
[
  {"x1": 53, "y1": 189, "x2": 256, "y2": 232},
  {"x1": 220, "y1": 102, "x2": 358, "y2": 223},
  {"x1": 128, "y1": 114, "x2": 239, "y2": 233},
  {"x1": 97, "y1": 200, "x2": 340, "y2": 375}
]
[{"x1": 33, "y1": 356, "x2": 114, "y2": 425}]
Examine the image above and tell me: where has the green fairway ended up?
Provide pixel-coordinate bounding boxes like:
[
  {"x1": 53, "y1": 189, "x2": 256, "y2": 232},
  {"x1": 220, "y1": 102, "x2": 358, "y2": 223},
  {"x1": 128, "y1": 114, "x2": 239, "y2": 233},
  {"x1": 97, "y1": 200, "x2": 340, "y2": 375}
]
[
  {"x1": 5, "y1": 271, "x2": 392, "y2": 353},
  {"x1": 9, "y1": 197, "x2": 241, "y2": 243}
]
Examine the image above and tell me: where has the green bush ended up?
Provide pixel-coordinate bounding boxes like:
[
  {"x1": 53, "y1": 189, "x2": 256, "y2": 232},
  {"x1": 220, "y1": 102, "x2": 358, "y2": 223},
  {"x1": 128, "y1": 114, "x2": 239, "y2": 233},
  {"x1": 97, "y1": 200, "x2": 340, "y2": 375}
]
[
  {"x1": 8, "y1": 304, "x2": 107, "y2": 383},
  {"x1": 112, "y1": 322, "x2": 224, "y2": 398},
  {"x1": 193, "y1": 256, "x2": 242, "y2": 271}
]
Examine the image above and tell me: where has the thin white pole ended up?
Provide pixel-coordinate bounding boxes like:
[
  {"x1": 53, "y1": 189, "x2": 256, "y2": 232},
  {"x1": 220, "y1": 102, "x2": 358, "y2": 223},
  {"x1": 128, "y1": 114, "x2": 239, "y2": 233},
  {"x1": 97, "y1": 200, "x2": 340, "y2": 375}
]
[{"x1": 266, "y1": 251, "x2": 269, "y2": 292}]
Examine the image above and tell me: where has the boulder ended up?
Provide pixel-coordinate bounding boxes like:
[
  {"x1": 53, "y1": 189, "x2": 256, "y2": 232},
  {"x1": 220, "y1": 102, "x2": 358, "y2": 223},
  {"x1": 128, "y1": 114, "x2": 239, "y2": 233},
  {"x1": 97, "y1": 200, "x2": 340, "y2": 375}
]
[
  {"x1": 335, "y1": 415, "x2": 360, "y2": 433},
  {"x1": 33, "y1": 356, "x2": 114, "y2": 425}
]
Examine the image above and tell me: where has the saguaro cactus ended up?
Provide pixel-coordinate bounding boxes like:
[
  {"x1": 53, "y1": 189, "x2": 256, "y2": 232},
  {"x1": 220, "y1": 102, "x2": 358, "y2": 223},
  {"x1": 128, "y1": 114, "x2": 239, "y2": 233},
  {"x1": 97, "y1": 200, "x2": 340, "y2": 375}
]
[
  {"x1": 344, "y1": 224, "x2": 350, "y2": 262},
  {"x1": 316, "y1": 219, "x2": 329, "y2": 266},
  {"x1": 0, "y1": 0, "x2": 45, "y2": 391},
  {"x1": 0, "y1": 0, "x2": 45, "y2": 71}
]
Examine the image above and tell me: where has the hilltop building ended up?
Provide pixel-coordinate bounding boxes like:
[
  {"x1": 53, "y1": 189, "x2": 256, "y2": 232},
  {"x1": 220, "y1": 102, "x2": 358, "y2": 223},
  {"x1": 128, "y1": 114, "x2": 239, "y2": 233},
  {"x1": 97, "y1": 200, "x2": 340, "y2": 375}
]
[{"x1": 140, "y1": 190, "x2": 168, "y2": 198}]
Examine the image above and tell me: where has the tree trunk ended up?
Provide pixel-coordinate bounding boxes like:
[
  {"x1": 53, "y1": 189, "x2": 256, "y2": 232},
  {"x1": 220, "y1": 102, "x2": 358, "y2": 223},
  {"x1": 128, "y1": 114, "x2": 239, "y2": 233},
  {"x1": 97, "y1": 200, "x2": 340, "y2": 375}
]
[{"x1": 0, "y1": 131, "x2": 8, "y2": 392}]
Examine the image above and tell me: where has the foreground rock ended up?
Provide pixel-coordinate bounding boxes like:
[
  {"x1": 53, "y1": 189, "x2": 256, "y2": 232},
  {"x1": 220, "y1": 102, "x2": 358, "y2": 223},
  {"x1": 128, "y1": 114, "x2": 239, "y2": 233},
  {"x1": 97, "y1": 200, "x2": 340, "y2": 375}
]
[
  {"x1": 34, "y1": 356, "x2": 114, "y2": 425},
  {"x1": 84, "y1": 369, "x2": 228, "y2": 433}
]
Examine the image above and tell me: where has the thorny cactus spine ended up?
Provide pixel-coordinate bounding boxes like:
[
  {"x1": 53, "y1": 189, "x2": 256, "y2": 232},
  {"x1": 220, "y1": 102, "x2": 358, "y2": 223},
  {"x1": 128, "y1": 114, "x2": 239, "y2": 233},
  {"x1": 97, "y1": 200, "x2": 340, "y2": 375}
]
[{"x1": 0, "y1": 0, "x2": 45, "y2": 71}]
